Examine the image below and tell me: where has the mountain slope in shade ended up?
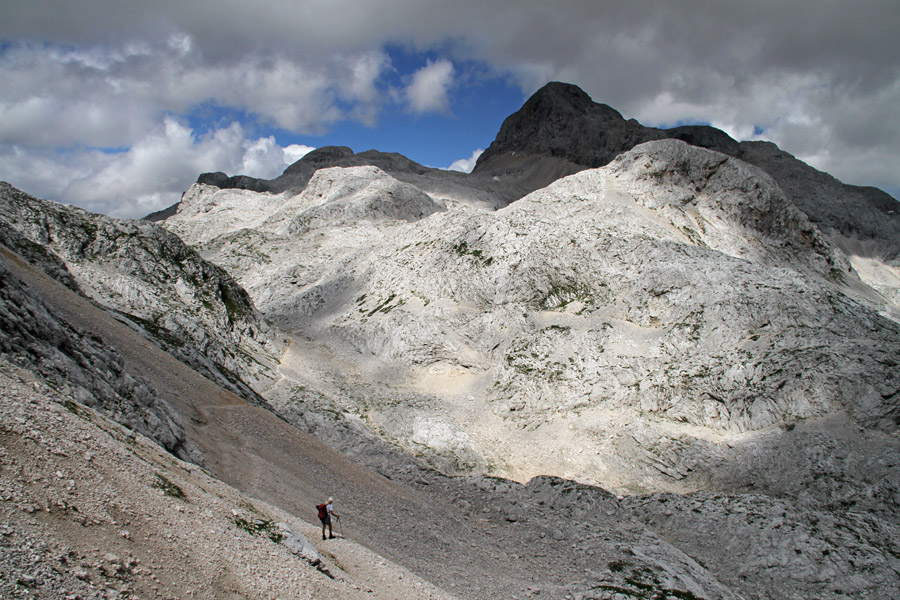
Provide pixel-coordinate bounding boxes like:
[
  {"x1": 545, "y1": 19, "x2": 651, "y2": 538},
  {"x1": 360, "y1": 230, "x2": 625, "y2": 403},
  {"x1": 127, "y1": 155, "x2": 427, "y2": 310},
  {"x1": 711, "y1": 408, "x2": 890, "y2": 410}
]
[{"x1": 0, "y1": 182, "x2": 284, "y2": 401}]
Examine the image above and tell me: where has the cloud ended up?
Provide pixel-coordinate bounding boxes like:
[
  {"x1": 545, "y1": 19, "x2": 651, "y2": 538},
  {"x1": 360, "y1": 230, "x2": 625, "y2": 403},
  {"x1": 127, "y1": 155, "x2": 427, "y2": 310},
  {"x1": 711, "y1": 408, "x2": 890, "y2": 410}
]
[
  {"x1": 446, "y1": 148, "x2": 483, "y2": 173},
  {"x1": 239, "y1": 139, "x2": 314, "y2": 179},
  {"x1": 1, "y1": 121, "x2": 316, "y2": 219},
  {"x1": 405, "y1": 59, "x2": 455, "y2": 114},
  {"x1": 0, "y1": 39, "x2": 390, "y2": 147},
  {"x1": 2, "y1": 0, "x2": 899, "y2": 214}
]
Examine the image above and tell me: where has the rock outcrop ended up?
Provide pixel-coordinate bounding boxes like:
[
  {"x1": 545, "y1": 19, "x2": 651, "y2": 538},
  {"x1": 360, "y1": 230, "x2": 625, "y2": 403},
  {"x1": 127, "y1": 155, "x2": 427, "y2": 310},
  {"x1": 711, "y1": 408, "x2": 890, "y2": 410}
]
[
  {"x1": 0, "y1": 182, "x2": 283, "y2": 401},
  {"x1": 0, "y1": 243, "x2": 198, "y2": 461}
]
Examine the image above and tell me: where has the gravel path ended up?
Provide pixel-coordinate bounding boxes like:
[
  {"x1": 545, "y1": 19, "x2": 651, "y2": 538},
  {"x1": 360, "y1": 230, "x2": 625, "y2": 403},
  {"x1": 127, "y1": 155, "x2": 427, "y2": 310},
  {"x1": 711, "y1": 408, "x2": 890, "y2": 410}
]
[{"x1": 0, "y1": 357, "x2": 459, "y2": 599}]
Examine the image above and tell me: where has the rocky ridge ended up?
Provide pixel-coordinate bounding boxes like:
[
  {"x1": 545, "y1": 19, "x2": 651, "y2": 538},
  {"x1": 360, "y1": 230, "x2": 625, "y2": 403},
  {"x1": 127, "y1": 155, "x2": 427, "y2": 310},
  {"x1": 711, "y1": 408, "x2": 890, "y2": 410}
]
[
  {"x1": 170, "y1": 82, "x2": 900, "y2": 309},
  {"x1": 473, "y1": 81, "x2": 666, "y2": 190},
  {"x1": 185, "y1": 145, "x2": 522, "y2": 212},
  {"x1": 474, "y1": 82, "x2": 900, "y2": 303},
  {"x1": 0, "y1": 182, "x2": 283, "y2": 401},
  {"x1": 3, "y1": 80, "x2": 900, "y2": 600},
  {"x1": 166, "y1": 139, "x2": 900, "y2": 488}
]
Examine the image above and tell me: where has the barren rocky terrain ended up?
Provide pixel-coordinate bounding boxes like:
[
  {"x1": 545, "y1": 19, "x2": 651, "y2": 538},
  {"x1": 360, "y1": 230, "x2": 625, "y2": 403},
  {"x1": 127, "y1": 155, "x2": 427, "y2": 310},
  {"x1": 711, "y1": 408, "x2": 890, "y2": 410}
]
[
  {"x1": 3, "y1": 82, "x2": 900, "y2": 599},
  {"x1": 0, "y1": 357, "x2": 460, "y2": 600}
]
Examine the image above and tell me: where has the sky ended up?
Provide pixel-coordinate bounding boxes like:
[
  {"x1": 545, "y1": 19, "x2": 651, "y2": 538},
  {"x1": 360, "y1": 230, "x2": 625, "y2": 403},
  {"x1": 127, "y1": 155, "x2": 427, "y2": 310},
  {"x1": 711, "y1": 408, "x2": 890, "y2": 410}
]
[{"x1": 1, "y1": 1, "x2": 898, "y2": 219}]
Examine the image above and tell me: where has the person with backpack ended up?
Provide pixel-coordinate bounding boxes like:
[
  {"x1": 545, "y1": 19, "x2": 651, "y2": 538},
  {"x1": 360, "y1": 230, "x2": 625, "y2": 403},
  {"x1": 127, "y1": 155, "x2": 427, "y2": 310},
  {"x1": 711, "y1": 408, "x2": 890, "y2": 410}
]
[{"x1": 317, "y1": 497, "x2": 340, "y2": 540}]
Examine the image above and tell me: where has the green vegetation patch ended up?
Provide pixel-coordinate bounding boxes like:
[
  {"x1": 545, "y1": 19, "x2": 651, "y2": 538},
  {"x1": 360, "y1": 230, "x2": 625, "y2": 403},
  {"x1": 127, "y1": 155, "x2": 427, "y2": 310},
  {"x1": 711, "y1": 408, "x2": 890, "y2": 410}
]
[
  {"x1": 677, "y1": 225, "x2": 709, "y2": 248},
  {"x1": 452, "y1": 240, "x2": 494, "y2": 266},
  {"x1": 503, "y1": 328, "x2": 571, "y2": 381},
  {"x1": 540, "y1": 283, "x2": 592, "y2": 310},
  {"x1": 125, "y1": 314, "x2": 187, "y2": 348},
  {"x1": 365, "y1": 293, "x2": 406, "y2": 317},
  {"x1": 62, "y1": 399, "x2": 85, "y2": 417},
  {"x1": 232, "y1": 515, "x2": 283, "y2": 543},
  {"x1": 219, "y1": 282, "x2": 253, "y2": 322},
  {"x1": 153, "y1": 473, "x2": 186, "y2": 500}
]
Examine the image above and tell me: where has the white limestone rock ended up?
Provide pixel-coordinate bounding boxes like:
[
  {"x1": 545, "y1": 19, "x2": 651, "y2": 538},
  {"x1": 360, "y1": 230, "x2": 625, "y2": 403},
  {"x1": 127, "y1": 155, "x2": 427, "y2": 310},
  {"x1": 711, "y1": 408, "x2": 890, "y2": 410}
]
[
  {"x1": 263, "y1": 165, "x2": 447, "y2": 236},
  {"x1": 165, "y1": 141, "x2": 900, "y2": 491}
]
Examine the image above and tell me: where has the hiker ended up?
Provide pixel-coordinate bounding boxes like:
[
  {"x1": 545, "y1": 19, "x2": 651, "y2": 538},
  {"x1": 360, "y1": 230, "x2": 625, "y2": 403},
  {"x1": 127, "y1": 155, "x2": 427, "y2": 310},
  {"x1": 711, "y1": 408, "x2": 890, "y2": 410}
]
[{"x1": 317, "y1": 497, "x2": 340, "y2": 540}]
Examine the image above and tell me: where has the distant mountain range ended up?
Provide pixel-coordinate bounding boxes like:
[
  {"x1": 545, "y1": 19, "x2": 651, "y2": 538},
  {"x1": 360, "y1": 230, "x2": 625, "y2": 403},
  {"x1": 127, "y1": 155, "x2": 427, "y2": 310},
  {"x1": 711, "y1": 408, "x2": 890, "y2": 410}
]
[{"x1": 2, "y1": 82, "x2": 899, "y2": 600}]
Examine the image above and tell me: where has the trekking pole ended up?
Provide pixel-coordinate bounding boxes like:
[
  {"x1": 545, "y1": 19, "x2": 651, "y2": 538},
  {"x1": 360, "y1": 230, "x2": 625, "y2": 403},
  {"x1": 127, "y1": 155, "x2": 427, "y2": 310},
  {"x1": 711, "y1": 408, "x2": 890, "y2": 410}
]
[{"x1": 338, "y1": 515, "x2": 344, "y2": 538}]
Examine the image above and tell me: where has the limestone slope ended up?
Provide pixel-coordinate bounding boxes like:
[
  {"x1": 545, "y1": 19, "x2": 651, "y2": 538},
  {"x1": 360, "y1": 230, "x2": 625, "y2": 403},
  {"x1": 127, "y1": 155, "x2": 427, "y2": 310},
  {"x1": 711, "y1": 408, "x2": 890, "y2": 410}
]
[
  {"x1": 0, "y1": 182, "x2": 283, "y2": 399},
  {"x1": 473, "y1": 82, "x2": 900, "y2": 306},
  {"x1": 164, "y1": 141, "x2": 900, "y2": 495},
  {"x1": 160, "y1": 82, "x2": 900, "y2": 312},
  {"x1": 153, "y1": 136, "x2": 900, "y2": 600}
]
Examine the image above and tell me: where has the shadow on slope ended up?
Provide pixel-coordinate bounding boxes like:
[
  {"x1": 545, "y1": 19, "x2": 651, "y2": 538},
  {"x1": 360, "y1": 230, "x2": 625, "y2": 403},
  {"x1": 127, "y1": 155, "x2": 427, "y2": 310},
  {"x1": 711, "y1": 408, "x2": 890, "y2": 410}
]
[{"x1": 1, "y1": 238, "x2": 741, "y2": 599}]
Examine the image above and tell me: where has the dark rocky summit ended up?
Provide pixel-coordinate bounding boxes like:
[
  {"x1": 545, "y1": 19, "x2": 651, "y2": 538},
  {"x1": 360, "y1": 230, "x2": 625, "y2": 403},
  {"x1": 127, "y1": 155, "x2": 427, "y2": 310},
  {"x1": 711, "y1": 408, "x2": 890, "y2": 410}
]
[
  {"x1": 474, "y1": 81, "x2": 900, "y2": 258},
  {"x1": 193, "y1": 146, "x2": 433, "y2": 198},
  {"x1": 474, "y1": 81, "x2": 665, "y2": 176}
]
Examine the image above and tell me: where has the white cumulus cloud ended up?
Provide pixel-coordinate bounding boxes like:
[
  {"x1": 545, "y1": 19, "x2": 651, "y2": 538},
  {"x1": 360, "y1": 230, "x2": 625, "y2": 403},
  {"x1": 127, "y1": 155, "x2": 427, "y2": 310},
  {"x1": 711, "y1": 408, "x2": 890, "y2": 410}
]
[
  {"x1": 0, "y1": 39, "x2": 389, "y2": 148},
  {"x1": 2, "y1": 0, "x2": 899, "y2": 212},
  {"x1": 239, "y1": 139, "x2": 314, "y2": 180},
  {"x1": 446, "y1": 148, "x2": 483, "y2": 173},
  {"x1": 405, "y1": 59, "x2": 455, "y2": 114},
  {"x1": 1, "y1": 122, "x2": 316, "y2": 219}
]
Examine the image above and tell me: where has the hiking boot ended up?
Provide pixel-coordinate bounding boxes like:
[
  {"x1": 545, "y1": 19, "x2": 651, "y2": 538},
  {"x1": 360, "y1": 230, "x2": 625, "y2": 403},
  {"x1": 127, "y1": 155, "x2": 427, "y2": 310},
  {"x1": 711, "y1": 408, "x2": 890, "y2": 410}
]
[
  {"x1": 322, "y1": 534, "x2": 327, "y2": 540},
  {"x1": 329, "y1": 535, "x2": 336, "y2": 539}
]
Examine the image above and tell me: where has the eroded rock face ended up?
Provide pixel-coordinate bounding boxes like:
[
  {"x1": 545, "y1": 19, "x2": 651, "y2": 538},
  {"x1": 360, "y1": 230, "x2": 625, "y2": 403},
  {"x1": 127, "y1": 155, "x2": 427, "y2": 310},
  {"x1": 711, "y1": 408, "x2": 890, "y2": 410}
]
[
  {"x1": 736, "y1": 141, "x2": 900, "y2": 257},
  {"x1": 0, "y1": 246, "x2": 199, "y2": 462},
  {"x1": 0, "y1": 183, "x2": 283, "y2": 400},
  {"x1": 346, "y1": 143, "x2": 897, "y2": 438}
]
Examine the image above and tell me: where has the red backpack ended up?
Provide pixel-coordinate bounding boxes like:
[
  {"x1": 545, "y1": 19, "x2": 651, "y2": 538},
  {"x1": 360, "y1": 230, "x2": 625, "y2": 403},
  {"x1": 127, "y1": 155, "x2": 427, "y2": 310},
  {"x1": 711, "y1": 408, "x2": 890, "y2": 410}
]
[{"x1": 317, "y1": 503, "x2": 327, "y2": 519}]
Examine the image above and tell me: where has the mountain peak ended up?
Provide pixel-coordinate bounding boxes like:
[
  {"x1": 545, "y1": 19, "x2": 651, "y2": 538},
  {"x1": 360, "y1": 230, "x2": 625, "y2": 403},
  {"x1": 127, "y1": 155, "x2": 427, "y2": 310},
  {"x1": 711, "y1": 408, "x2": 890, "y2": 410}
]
[
  {"x1": 527, "y1": 81, "x2": 602, "y2": 114},
  {"x1": 472, "y1": 82, "x2": 661, "y2": 183}
]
